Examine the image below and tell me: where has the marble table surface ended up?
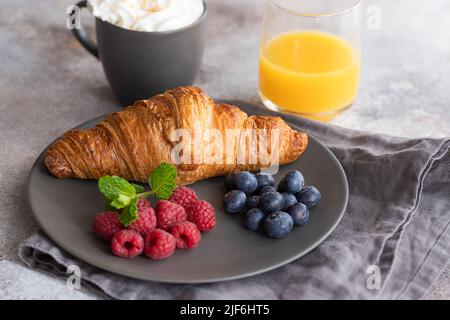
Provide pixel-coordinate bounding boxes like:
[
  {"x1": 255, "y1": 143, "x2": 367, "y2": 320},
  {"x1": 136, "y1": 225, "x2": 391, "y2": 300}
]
[{"x1": 0, "y1": 0, "x2": 448, "y2": 299}]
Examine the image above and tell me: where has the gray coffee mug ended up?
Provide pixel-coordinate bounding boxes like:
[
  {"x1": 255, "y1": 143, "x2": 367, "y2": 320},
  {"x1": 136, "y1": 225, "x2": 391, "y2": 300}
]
[{"x1": 72, "y1": 0, "x2": 207, "y2": 106}]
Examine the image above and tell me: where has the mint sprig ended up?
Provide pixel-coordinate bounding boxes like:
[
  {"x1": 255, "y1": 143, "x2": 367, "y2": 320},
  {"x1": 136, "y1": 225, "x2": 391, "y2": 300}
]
[
  {"x1": 104, "y1": 198, "x2": 118, "y2": 212},
  {"x1": 97, "y1": 163, "x2": 177, "y2": 226},
  {"x1": 120, "y1": 196, "x2": 138, "y2": 226},
  {"x1": 149, "y1": 163, "x2": 177, "y2": 200},
  {"x1": 99, "y1": 176, "x2": 136, "y2": 202},
  {"x1": 131, "y1": 183, "x2": 146, "y2": 194}
]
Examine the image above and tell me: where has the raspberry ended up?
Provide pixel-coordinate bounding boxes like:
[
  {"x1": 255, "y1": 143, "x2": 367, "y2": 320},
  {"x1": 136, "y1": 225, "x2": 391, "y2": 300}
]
[
  {"x1": 111, "y1": 230, "x2": 144, "y2": 258},
  {"x1": 143, "y1": 229, "x2": 176, "y2": 260},
  {"x1": 128, "y1": 199, "x2": 156, "y2": 235},
  {"x1": 169, "y1": 221, "x2": 201, "y2": 249},
  {"x1": 155, "y1": 200, "x2": 187, "y2": 230},
  {"x1": 92, "y1": 211, "x2": 123, "y2": 242},
  {"x1": 169, "y1": 186, "x2": 198, "y2": 207},
  {"x1": 185, "y1": 200, "x2": 216, "y2": 232},
  {"x1": 137, "y1": 198, "x2": 151, "y2": 210}
]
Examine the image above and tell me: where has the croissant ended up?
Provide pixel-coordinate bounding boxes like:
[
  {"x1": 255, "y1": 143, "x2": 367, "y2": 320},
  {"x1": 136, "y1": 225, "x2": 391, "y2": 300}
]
[{"x1": 45, "y1": 86, "x2": 308, "y2": 185}]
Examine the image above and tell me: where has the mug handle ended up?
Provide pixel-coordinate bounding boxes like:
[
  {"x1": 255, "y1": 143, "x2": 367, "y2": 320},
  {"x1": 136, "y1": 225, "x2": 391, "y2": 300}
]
[{"x1": 71, "y1": 0, "x2": 99, "y2": 58}]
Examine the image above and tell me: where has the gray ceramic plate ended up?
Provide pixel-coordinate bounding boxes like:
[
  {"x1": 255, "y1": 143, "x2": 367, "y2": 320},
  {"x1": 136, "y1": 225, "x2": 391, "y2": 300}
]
[{"x1": 28, "y1": 111, "x2": 348, "y2": 284}]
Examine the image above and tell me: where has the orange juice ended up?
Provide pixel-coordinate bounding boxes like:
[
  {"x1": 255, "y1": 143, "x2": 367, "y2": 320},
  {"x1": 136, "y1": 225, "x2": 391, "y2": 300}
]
[{"x1": 259, "y1": 31, "x2": 360, "y2": 119}]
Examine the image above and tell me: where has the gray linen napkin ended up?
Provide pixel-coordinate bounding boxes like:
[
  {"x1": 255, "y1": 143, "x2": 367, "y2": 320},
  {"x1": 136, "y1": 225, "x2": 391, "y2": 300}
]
[{"x1": 19, "y1": 102, "x2": 450, "y2": 299}]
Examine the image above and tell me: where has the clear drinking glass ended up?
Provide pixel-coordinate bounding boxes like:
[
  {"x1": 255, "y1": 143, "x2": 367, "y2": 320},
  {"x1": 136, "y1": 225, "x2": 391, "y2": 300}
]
[{"x1": 259, "y1": 0, "x2": 361, "y2": 121}]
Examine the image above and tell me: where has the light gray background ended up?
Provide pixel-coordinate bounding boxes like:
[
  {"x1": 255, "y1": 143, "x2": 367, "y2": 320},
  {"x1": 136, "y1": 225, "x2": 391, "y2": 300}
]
[{"x1": 0, "y1": 0, "x2": 449, "y2": 299}]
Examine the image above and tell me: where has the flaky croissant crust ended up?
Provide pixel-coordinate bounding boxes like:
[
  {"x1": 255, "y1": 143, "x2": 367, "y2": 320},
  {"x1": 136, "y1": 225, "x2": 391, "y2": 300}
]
[{"x1": 45, "y1": 87, "x2": 308, "y2": 185}]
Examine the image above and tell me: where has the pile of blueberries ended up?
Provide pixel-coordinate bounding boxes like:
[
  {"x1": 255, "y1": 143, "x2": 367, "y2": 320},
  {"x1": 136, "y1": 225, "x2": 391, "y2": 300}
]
[{"x1": 222, "y1": 170, "x2": 321, "y2": 239}]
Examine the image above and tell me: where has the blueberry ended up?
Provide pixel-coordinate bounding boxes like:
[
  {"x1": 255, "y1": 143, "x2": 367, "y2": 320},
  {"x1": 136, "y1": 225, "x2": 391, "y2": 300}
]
[
  {"x1": 223, "y1": 190, "x2": 247, "y2": 214},
  {"x1": 243, "y1": 208, "x2": 266, "y2": 231},
  {"x1": 263, "y1": 211, "x2": 293, "y2": 239},
  {"x1": 295, "y1": 186, "x2": 321, "y2": 209},
  {"x1": 259, "y1": 191, "x2": 284, "y2": 214},
  {"x1": 255, "y1": 173, "x2": 275, "y2": 190},
  {"x1": 259, "y1": 185, "x2": 276, "y2": 195},
  {"x1": 246, "y1": 195, "x2": 260, "y2": 210},
  {"x1": 287, "y1": 203, "x2": 310, "y2": 226},
  {"x1": 224, "y1": 173, "x2": 237, "y2": 190},
  {"x1": 278, "y1": 170, "x2": 304, "y2": 193},
  {"x1": 235, "y1": 171, "x2": 258, "y2": 193},
  {"x1": 281, "y1": 193, "x2": 297, "y2": 210}
]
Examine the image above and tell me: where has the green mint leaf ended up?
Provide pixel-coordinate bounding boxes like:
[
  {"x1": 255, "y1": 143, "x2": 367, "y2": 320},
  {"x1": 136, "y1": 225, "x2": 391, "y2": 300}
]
[
  {"x1": 131, "y1": 183, "x2": 146, "y2": 194},
  {"x1": 148, "y1": 163, "x2": 177, "y2": 200},
  {"x1": 104, "y1": 197, "x2": 119, "y2": 212},
  {"x1": 98, "y1": 175, "x2": 135, "y2": 201},
  {"x1": 110, "y1": 194, "x2": 133, "y2": 209},
  {"x1": 120, "y1": 196, "x2": 138, "y2": 226}
]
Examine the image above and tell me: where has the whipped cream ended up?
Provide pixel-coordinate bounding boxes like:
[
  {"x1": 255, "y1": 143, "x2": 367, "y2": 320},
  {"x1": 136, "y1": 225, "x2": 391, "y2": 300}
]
[{"x1": 88, "y1": 0, "x2": 204, "y2": 32}]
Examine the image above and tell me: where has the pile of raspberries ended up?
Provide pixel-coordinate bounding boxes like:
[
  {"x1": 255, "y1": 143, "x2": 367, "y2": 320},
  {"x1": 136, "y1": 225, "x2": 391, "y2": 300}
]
[{"x1": 92, "y1": 187, "x2": 216, "y2": 260}]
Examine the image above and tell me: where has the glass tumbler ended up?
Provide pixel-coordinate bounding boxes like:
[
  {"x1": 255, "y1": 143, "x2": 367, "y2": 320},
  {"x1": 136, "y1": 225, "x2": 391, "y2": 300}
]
[{"x1": 259, "y1": 0, "x2": 361, "y2": 121}]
